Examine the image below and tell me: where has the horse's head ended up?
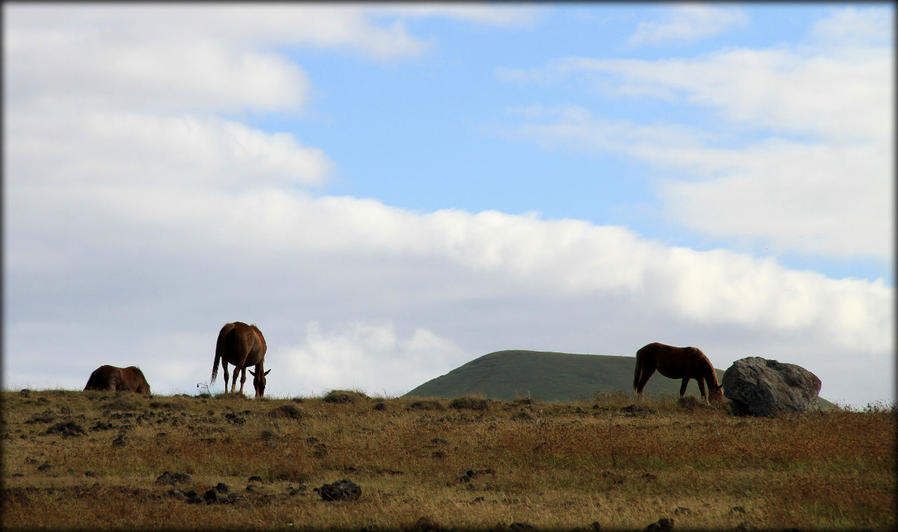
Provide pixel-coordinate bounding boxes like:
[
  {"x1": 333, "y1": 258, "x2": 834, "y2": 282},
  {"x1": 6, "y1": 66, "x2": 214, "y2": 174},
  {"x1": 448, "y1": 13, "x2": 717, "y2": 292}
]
[
  {"x1": 709, "y1": 384, "x2": 724, "y2": 403},
  {"x1": 249, "y1": 368, "x2": 271, "y2": 398}
]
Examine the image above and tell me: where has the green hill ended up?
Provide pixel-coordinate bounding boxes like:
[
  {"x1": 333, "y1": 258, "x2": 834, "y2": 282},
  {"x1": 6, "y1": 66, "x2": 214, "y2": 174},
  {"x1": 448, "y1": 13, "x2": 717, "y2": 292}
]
[
  {"x1": 405, "y1": 350, "x2": 838, "y2": 409},
  {"x1": 405, "y1": 349, "x2": 719, "y2": 401}
]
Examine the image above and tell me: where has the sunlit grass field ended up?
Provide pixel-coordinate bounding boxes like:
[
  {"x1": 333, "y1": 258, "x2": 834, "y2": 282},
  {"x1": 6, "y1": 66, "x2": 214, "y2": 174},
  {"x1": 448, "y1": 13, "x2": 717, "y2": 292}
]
[{"x1": 3, "y1": 389, "x2": 894, "y2": 530}]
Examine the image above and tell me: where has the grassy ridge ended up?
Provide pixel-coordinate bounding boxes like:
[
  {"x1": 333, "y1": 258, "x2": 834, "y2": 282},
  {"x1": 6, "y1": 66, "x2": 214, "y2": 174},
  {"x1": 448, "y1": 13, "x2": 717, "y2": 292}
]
[
  {"x1": 3, "y1": 389, "x2": 891, "y2": 530},
  {"x1": 406, "y1": 350, "x2": 838, "y2": 409}
]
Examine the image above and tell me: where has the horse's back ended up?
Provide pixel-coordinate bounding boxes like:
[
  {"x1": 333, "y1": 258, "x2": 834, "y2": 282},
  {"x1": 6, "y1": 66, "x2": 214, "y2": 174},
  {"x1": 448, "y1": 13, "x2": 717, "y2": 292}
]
[
  {"x1": 642, "y1": 343, "x2": 709, "y2": 378},
  {"x1": 218, "y1": 321, "x2": 266, "y2": 367}
]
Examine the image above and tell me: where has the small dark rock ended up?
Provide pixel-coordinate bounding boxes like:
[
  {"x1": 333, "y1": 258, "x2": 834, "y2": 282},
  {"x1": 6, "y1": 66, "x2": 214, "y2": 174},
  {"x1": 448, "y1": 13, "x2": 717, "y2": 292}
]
[
  {"x1": 37, "y1": 462, "x2": 53, "y2": 472},
  {"x1": 509, "y1": 523, "x2": 536, "y2": 531},
  {"x1": 415, "y1": 516, "x2": 443, "y2": 531},
  {"x1": 287, "y1": 485, "x2": 306, "y2": 496},
  {"x1": 223, "y1": 412, "x2": 246, "y2": 424},
  {"x1": 84, "y1": 470, "x2": 98, "y2": 478},
  {"x1": 673, "y1": 507, "x2": 690, "y2": 515},
  {"x1": 91, "y1": 421, "x2": 115, "y2": 431},
  {"x1": 26, "y1": 410, "x2": 56, "y2": 424},
  {"x1": 312, "y1": 443, "x2": 328, "y2": 458},
  {"x1": 646, "y1": 517, "x2": 673, "y2": 532},
  {"x1": 314, "y1": 478, "x2": 361, "y2": 501},
  {"x1": 112, "y1": 434, "x2": 127, "y2": 447},
  {"x1": 19, "y1": 389, "x2": 31, "y2": 397},
  {"x1": 203, "y1": 489, "x2": 220, "y2": 503},
  {"x1": 248, "y1": 475, "x2": 263, "y2": 483},
  {"x1": 215, "y1": 482, "x2": 229, "y2": 494},
  {"x1": 373, "y1": 402, "x2": 386, "y2": 411},
  {"x1": 44, "y1": 421, "x2": 85, "y2": 437}
]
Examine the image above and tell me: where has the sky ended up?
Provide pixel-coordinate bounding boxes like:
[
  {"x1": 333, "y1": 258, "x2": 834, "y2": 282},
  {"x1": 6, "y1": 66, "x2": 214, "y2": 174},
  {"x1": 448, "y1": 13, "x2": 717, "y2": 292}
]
[{"x1": 4, "y1": 3, "x2": 894, "y2": 408}]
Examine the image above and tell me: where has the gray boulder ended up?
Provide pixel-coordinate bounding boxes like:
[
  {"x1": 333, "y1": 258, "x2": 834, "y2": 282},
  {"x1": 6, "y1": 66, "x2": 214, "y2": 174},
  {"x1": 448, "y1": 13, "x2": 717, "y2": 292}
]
[{"x1": 722, "y1": 357, "x2": 821, "y2": 417}]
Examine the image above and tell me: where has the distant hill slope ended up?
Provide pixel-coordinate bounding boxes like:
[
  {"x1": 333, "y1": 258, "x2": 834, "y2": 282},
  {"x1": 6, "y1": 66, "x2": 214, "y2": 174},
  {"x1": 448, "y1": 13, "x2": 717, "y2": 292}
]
[
  {"x1": 405, "y1": 350, "x2": 837, "y2": 408},
  {"x1": 405, "y1": 350, "x2": 719, "y2": 401}
]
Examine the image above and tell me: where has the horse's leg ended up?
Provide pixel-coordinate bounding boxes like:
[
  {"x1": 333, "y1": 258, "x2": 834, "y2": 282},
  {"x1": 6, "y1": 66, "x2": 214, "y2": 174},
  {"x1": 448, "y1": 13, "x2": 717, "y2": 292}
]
[
  {"x1": 697, "y1": 378, "x2": 708, "y2": 403},
  {"x1": 238, "y1": 368, "x2": 247, "y2": 395},
  {"x1": 222, "y1": 364, "x2": 230, "y2": 393},
  {"x1": 679, "y1": 377, "x2": 690, "y2": 398},
  {"x1": 230, "y1": 367, "x2": 240, "y2": 394}
]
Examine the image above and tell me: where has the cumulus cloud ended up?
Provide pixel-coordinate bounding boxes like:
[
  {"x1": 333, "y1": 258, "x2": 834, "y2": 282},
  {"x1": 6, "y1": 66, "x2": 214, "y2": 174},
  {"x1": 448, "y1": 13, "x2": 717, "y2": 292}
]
[
  {"x1": 626, "y1": 4, "x2": 748, "y2": 47},
  {"x1": 277, "y1": 322, "x2": 468, "y2": 397},
  {"x1": 498, "y1": 7, "x2": 893, "y2": 262}
]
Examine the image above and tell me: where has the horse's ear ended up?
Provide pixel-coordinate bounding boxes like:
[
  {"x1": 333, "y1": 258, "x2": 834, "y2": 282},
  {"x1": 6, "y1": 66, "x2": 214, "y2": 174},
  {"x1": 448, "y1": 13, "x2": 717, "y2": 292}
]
[{"x1": 264, "y1": 369, "x2": 271, "y2": 376}]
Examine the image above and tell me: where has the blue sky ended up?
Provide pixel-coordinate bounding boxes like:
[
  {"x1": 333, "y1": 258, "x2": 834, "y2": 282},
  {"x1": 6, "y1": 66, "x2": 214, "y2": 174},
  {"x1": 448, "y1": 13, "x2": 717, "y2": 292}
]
[
  {"x1": 246, "y1": 4, "x2": 892, "y2": 282},
  {"x1": 4, "y1": 4, "x2": 893, "y2": 407}
]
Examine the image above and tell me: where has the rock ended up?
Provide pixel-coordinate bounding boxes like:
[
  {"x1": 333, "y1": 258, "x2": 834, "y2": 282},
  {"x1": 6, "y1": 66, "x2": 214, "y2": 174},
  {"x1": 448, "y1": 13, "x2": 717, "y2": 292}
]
[
  {"x1": 215, "y1": 482, "x2": 229, "y2": 494},
  {"x1": 509, "y1": 523, "x2": 536, "y2": 531},
  {"x1": 723, "y1": 357, "x2": 822, "y2": 417},
  {"x1": 415, "y1": 516, "x2": 443, "y2": 531},
  {"x1": 314, "y1": 478, "x2": 361, "y2": 501},
  {"x1": 44, "y1": 421, "x2": 85, "y2": 437},
  {"x1": 203, "y1": 489, "x2": 220, "y2": 503},
  {"x1": 645, "y1": 517, "x2": 673, "y2": 531}
]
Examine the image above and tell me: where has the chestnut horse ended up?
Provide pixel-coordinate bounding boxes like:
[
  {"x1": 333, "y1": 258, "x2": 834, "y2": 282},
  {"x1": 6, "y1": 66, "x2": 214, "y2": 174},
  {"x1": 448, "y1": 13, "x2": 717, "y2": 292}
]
[
  {"x1": 84, "y1": 365, "x2": 151, "y2": 395},
  {"x1": 211, "y1": 322, "x2": 269, "y2": 397},
  {"x1": 633, "y1": 342, "x2": 723, "y2": 403}
]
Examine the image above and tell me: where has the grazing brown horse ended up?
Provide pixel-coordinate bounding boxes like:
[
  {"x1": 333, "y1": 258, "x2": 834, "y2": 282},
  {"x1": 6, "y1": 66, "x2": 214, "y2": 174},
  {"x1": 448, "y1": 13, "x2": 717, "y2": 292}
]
[
  {"x1": 211, "y1": 322, "x2": 269, "y2": 398},
  {"x1": 84, "y1": 365, "x2": 151, "y2": 395},
  {"x1": 633, "y1": 342, "x2": 723, "y2": 403}
]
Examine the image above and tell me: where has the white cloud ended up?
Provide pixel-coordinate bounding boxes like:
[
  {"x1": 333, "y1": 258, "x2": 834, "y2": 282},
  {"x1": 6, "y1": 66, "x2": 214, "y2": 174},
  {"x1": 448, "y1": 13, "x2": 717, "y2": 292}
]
[
  {"x1": 276, "y1": 322, "x2": 468, "y2": 397},
  {"x1": 498, "y1": 7, "x2": 893, "y2": 262},
  {"x1": 626, "y1": 4, "x2": 748, "y2": 47},
  {"x1": 377, "y1": 4, "x2": 542, "y2": 27}
]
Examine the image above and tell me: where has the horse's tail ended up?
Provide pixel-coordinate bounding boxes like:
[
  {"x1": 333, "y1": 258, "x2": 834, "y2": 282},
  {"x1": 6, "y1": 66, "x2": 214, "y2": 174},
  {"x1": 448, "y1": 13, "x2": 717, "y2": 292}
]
[
  {"x1": 211, "y1": 324, "x2": 229, "y2": 385},
  {"x1": 633, "y1": 350, "x2": 644, "y2": 394}
]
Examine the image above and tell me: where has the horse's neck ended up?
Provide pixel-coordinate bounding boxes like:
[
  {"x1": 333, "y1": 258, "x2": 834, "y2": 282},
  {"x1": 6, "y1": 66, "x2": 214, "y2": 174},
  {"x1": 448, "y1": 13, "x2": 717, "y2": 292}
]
[{"x1": 704, "y1": 364, "x2": 720, "y2": 386}]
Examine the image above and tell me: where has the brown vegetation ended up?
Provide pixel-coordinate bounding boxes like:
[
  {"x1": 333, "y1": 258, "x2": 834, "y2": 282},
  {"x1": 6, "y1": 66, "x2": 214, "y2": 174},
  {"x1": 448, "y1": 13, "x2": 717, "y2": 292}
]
[{"x1": 3, "y1": 389, "x2": 894, "y2": 530}]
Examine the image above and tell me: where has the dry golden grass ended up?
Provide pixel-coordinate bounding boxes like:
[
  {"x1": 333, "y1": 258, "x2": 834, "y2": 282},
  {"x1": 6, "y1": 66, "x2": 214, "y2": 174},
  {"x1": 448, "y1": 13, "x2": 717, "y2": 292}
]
[{"x1": 3, "y1": 389, "x2": 894, "y2": 530}]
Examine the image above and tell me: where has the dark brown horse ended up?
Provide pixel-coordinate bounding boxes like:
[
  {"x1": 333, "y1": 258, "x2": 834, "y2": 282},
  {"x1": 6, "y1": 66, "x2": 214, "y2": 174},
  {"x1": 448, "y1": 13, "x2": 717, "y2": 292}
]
[
  {"x1": 84, "y1": 365, "x2": 151, "y2": 395},
  {"x1": 633, "y1": 342, "x2": 723, "y2": 403},
  {"x1": 211, "y1": 322, "x2": 269, "y2": 397}
]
